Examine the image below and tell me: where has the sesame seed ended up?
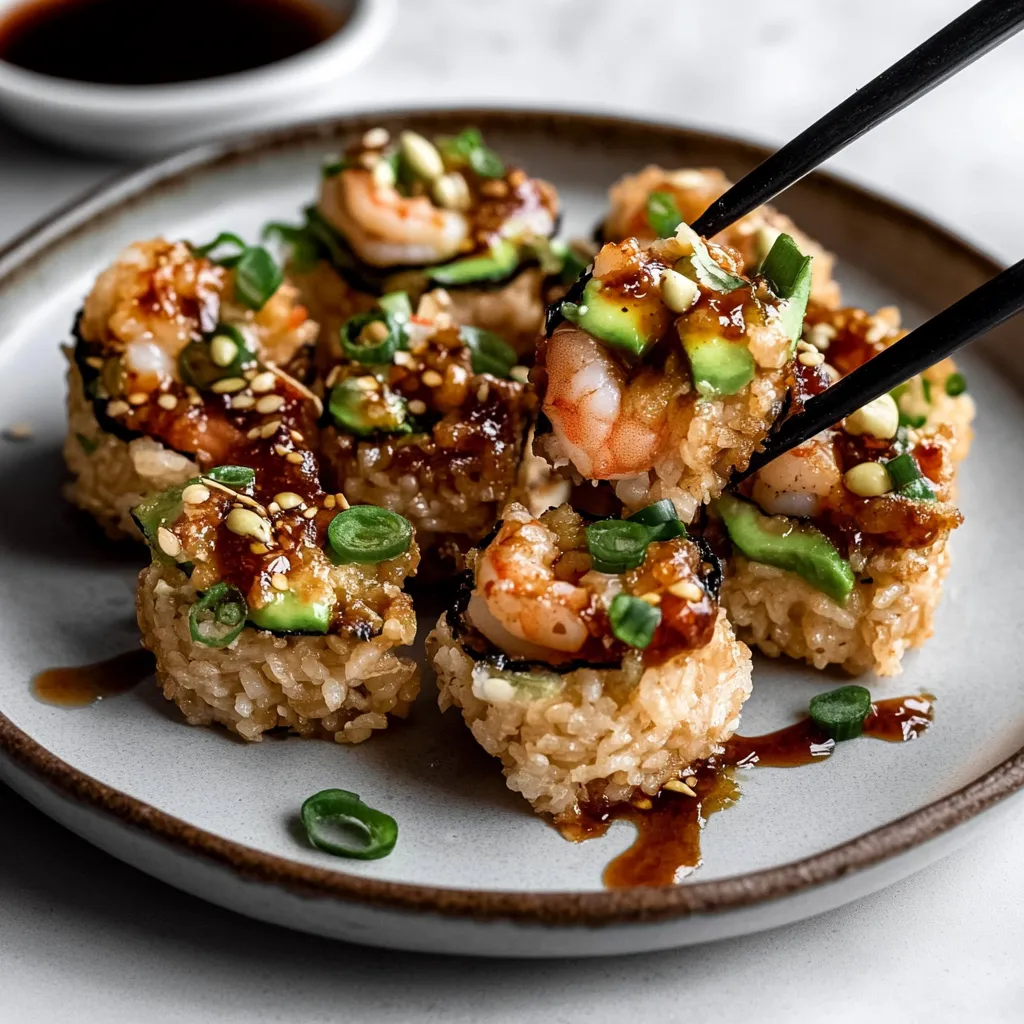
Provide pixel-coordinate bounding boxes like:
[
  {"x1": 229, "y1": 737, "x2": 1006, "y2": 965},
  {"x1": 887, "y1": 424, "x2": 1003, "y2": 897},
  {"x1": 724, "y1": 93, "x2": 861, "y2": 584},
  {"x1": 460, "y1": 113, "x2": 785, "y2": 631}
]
[
  {"x1": 157, "y1": 393, "x2": 178, "y2": 410},
  {"x1": 510, "y1": 365, "x2": 530, "y2": 383},
  {"x1": 231, "y1": 394, "x2": 256, "y2": 410},
  {"x1": 250, "y1": 371, "x2": 277, "y2": 394},
  {"x1": 274, "y1": 444, "x2": 289, "y2": 457},
  {"x1": 247, "y1": 427, "x2": 261, "y2": 440},
  {"x1": 256, "y1": 394, "x2": 285, "y2": 414},
  {"x1": 156, "y1": 527, "x2": 181, "y2": 558},
  {"x1": 106, "y1": 400, "x2": 130, "y2": 417},
  {"x1": 362, "y1": 126, "x2": 390, "y2": 149},
  {"x1": 476, "y1": 382, "x2": 490, "y2": 403},
  {"x1": 421, "y1": 369, "x2": 443, "y2": 388},
  {"x1": 264, "y1": 361, "x2": 323, "y2": 417},
  {"x1": 407, "y1": 399, "x2": 427, "y2": 415},
  {"x1": 358, "y1": 151, "x2": 379, "y2": 170},
  {"x1": 182, "y1": 484, "x2": 210, "y2": 505},
  {"x1": 211, "y1": 377, "x2": 247, "y2": 394},
  {"x1": 393, "y1": 351, "x2": 416, "y2": 368},
  {"x1": 325, "y1": 366, "x2": 342, "y2": 388},
  {"x1": 271, "y1": 573, "x2": 289, "y2": 591},
  {"x1": 250, "y1": 542, "x2": 269, "y2": 555},
  {"x1": 289, "y1": 430, "x2": 304, "y2": 443},
  {"x1": 243, "y1": 368, "x2": 257, "y2": 381},
  {"x1": 189, "y1": 394, "x2": 202, "y2": 406},
  {"x1": 798, "y1": 350, "x2": 825, "y2": 368},
  {"x1": 323, "y1": 495, "x2": 336, "y2": 509},
  {"x1": 683, "y1": 775, "x2": 697, "y2": 787},
  {"x1": 209, "y1": 335, "x2": 239, "y2": 368},
  {"x1": 335, "y1": 493, "x2": 350, "y2": 510},
  {"x1": 507, "y1": 169, "x2": 527, "y2": 188},
  {"x1": 639, "y1": 592, "x2": 662, "y2": 606},
  {"x1": 302, "y1": 506, "x2": 318, "y2": 519},
  {"x1": 274, "y1": 492, "x2": 304, "y2": 510},
  {"x1": 669, "y1": 580, "x2": 704, "y2": 603},
  {"x1": 663, "y1": 779, "x2": 696, "y2": 797},
  {"x1": 127, "y1": 392, "x2": 149, "y2": 406},
  {"x1": 285, "y1": 452, "x2": 305, "y2": 465},
  {"x1": 226, "y1": 508, "x2": 271, "y2": 543},
  {"x1": 267, "y1": 502, "x2": 281, "y2": 514},
  {"x1": 262, "y1": 421, "x2": 283, "y2": 440},
  {"x1": 85, "y1": 356, "x2": 104, "y2": 370}
]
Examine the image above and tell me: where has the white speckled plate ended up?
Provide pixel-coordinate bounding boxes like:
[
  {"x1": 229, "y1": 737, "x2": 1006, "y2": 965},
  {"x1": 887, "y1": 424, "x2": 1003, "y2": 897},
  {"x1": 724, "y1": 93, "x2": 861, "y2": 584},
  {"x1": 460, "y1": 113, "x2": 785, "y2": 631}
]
[{"x1": 1, "y1": 111, "x2": 1023, "y2": 958}]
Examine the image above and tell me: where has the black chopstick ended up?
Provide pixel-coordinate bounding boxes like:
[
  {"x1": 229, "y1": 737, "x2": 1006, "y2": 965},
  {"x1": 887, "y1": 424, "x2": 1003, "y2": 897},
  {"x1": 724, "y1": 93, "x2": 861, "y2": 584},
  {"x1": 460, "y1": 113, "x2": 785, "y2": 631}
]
[
  {"x1": 691, "y1": 0, "x2": 1024, "y2": 239},
  {"x1": 739, "y1": 258, "x2": 1024, "y2": 480}
]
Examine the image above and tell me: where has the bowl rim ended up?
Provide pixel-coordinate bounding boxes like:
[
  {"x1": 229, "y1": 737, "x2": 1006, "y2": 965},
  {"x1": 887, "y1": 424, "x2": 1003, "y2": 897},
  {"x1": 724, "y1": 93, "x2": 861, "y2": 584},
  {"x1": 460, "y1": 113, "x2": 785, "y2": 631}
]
[
  {"x1": 0, "y1": 0, "x2": 394, "y2": 114},
  {"x1": 0, "y1": 106, "x2": 1018, "y2": 929}
]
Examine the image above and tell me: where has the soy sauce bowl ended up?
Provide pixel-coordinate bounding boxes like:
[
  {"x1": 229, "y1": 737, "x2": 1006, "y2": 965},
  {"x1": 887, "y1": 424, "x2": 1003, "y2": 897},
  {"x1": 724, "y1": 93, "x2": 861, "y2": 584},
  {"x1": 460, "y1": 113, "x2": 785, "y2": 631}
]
[{"x1": 0, "y1": 0, "x2": 394, "y2": 158}]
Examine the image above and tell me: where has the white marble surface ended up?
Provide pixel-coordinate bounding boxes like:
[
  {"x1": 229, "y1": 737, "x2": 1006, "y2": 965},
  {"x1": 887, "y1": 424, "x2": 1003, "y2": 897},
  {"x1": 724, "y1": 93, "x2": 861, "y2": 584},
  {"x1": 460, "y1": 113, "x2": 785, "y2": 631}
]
[{"x1": 2, "y1": 0, "x2": 1024, "y2": 1019}]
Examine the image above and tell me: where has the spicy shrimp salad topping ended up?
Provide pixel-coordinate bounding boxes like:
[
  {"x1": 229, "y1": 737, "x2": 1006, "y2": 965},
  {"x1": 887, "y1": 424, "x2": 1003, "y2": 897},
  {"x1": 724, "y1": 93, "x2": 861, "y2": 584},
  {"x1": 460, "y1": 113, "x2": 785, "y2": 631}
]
[
  {"x1": 270, "y1": 126, "x2": 565, "y2": 291},
  {"x1": 75, "y1": 236, "x2": 319, "y2": 466},
  {"x1": 535, "y1": 224, "x2": 812, "y2": 484},
  {"x1": 456, "y1": 502, "x2": 720, "y2": 669}
]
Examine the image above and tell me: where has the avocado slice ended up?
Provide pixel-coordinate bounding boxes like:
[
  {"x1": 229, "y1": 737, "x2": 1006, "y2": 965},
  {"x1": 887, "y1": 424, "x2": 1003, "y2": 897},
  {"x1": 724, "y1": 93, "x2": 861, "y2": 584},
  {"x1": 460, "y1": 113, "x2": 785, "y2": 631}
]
[
  {"x1": 131, "y1": 485, "x2": 185, "y2": 556},
  {"x1": 681, "y1": 334, "x2": 755, "y2": 397},
  {"x1": 561, "y1": 278, "x2": 661, "y2": 357},
  {"x1": 428, "y1": 239, "x2": 520, "y2": 286},
  {"x1": 715, "y1": 493, "x2": 855, "y2": 604},
  {"x1": 248, "y1": 591, "x2": 335, "y2": 634},
  {"x1": 328, "y1": 377, "x2": 412, "y2": 438}
]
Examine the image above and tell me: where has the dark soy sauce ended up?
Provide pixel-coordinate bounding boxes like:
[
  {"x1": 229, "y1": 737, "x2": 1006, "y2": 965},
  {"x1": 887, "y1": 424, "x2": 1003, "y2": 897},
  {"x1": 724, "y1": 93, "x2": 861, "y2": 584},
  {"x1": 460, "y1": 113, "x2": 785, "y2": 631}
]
[
  {"x1": 0, "y1": 0, "x2": 343, "y2": 86},
  {"x1": 32, "y1": 649, "x2": 154, "y2": 708},
  {"x1": 565, "y1": 695, "x2": 935, "y2": 888}
]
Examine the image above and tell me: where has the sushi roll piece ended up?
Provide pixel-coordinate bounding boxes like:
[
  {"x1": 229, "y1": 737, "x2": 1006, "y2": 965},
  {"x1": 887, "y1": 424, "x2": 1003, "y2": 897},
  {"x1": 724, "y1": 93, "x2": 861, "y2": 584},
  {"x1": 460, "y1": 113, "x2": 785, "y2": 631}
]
[
  {"x1": 268, "y1": 125, "x2": 563, "y2": 361},
  {"x1": 715, "y1": 361, "x2": 965, "y2": 676},
  {"x1": 65, "y1": 236, "x2": 318, "y2": 538},
  {"x1": 533, "y1": 224, "x2": 814, "y2": 521},
  {"x1": 601, "y1": 165, "x2": 841, "y2": 308},
  {"x1": 135, "y1": 455, "x2": 421, "y2": 744},
  {"x1": 317, "y1": 289, "x2": 536, "y2": 562},
  {"x1": 428, "y1": 502, "x2": 752, "y2": 824}
]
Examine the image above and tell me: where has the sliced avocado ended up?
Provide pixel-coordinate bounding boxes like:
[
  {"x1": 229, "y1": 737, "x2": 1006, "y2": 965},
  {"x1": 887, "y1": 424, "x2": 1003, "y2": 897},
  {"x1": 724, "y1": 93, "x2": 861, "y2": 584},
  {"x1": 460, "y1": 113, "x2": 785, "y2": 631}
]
[
  {"x1": 715, "y1": 492, "x2": 855, "y2": 605},
  {"x1": 428, "y1": 239, "x2": 520, "y2": 286},
  {"x1": 131, "y1": 485, "x2": 185, "y2": 555},
  {"x1": 681, "y1": 334, "x2": 755, "y2": 397},
  {"x1": 248, "y1": 591, "x2": 335, "y2": 634},
  {"x1": 561, "y1": 278, "x2": 661, "y2": 357},
  {"x1": 328, "y1": 377, "x2": 412, "y2": 438}
]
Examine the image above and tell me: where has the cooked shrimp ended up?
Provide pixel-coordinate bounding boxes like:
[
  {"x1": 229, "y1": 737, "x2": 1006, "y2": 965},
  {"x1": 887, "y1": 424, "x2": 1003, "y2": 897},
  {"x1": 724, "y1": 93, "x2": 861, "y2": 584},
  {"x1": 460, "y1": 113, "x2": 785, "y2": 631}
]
[
  {"x1": 467, "y1": 504, "x2": 591, "y2": 659},
  {"x1": 320, "y1": 169, "x2": 469, "y2": 268},
  {"x1": 542, "y1": 322, "x2": 679, "y2": 479},
  {"x1": 751, "y1": 437, "x2": 842, "y2": 518}
]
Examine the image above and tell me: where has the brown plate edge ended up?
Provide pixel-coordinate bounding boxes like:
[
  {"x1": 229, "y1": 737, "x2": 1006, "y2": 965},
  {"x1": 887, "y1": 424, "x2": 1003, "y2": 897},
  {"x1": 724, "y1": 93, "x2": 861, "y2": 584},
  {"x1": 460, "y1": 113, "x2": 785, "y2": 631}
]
[{"x1": 0, "y1": 107, "x2": 1017, "y2": 929}]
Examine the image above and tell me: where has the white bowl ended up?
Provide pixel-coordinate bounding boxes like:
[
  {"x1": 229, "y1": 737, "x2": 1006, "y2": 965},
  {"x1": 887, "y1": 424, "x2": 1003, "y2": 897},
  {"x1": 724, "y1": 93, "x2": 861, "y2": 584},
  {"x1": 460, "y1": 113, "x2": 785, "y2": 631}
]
[{"x1": 0, "y1": 0, "x2": 394, "y2": 158}]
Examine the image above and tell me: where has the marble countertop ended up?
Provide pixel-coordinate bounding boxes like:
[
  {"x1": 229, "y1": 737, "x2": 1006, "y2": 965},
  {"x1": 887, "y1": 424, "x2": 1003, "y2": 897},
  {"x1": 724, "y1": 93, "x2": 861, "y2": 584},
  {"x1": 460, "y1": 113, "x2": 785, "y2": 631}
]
[{"x1": 2, "y1": 1, "x2": 1023, "y2": 1020}]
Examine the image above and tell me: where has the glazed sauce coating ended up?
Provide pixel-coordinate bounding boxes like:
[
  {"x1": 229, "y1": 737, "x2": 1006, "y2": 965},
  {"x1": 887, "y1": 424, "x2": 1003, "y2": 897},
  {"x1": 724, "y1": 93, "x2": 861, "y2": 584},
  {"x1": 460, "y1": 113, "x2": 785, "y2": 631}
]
[
  {"x1": 568, "y1": 695, "x2": 934, "y2": 888},
  {"x1": 32, "y1": 649, "x2": 154, "y2": 707},
  {"x1": 0, "y1": 0, "x2": 341, "y2": 85}
]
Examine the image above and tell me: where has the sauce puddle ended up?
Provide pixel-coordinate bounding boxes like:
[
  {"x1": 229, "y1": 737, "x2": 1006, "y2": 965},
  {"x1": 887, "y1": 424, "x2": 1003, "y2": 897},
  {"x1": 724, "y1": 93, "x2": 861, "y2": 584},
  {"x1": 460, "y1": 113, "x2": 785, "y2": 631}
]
[
  {"x1": 563, "y1": 694, "x2": 934, "y2": 888},
  {"x1": 32, "y1": 649, "x2": 154, "y2": 708}
]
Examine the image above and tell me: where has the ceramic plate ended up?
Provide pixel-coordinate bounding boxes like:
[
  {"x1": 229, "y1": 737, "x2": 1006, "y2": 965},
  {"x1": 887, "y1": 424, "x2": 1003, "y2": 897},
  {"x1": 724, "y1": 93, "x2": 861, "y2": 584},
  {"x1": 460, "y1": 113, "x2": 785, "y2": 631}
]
[{"x1": 1, "y1": 111, "x2": 1022, "y2": 958}]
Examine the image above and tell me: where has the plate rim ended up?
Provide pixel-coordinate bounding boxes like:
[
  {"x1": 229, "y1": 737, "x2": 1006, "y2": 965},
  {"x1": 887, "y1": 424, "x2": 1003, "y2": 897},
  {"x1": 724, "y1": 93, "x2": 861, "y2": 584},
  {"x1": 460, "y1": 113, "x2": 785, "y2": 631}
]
[{"x1": 0, "y1": 106, "x2": 1018, "y2": 928}]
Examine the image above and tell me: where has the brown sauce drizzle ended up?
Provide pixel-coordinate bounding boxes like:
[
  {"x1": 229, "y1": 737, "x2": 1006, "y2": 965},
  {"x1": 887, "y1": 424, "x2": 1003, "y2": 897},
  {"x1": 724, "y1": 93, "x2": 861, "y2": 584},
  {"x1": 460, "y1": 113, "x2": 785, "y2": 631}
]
[
  {"x1": 31, "y1": 649, "x2": 154, "y2": 708},
  {"x1": 565, "y1": 694, "x2": 934, "y2": 888}
]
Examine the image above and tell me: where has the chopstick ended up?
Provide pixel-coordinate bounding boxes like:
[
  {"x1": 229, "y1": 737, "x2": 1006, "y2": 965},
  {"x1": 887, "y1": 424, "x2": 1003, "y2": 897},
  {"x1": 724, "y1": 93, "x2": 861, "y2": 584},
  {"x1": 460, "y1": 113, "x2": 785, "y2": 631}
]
[
  {"x1": 691, "y1": 0, "x2": 1024, "y2": 238},
  {"x1": 739, "y1": 258, "x2": 1024, "y2": 480}
]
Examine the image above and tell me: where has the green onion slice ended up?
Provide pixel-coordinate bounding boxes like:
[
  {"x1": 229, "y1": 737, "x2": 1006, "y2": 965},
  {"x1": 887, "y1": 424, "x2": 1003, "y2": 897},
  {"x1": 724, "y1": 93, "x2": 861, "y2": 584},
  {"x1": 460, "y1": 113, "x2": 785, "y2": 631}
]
[
  {"x1": 460, "y1": 325, "x2": 517, "y2": 378},
  {"x1": 586, "y1": 519, "x2": 652, "y2": 574},
  {"x1": 609, "y1": 593, "x2": 661, "y2": 649},
  {"x1": 884, "y1": 453, "x2": 936, "y2": 501},
  {"x1": 377, "y1": 291, "x2": 413, "y2": 321},
  {"x1": 646, "y1": 190, "x2": 683, "y2": 238},
  {"x1": 809, "y1": 685, "x2": 872, "y2": 741},
  {"x1": 627, "y1": 500, "x2": 687, "y2": 542},
  {"x1": 945, "y1": 372, "x2": 967, "y2": 397},
  {"x1": 189, "y1": 582, "x2": 248, "y2": 648},
  {"x1": 339, "y1": 311, "x2": 406, "y2": 364},
  {"x1": 205, "y1": 465, "x2": 256, "y2": 493},
  {"x1": 300, "y1": 789, "x2": 398, "y2": 860},
  {"x1": 438, "y1": 127, "x2": 484, "y2": 163},
  {"x1": 234, "y1": 246, "x2": 283, "y2": 311},
  {"x1": 190, "y1": 232, "x2": 247, "y2": 260},
  {"x1": 131, "y1": 485, "x2": 185, "y2": 553},
  {"x1": 758, "y1": 233, "x2": 813, "y2": 344},
  {"x1": 263, "y1": 220, "x2": 320, "y2": 273},
  {"x1": 328, "y1": 506, "x2": 413, "y2": 564},
  {"x1": 328, "y1": 377, "x2": 411, "y2": 438},
  {"x1": 178, "y1": 324, "x2": 256, "y2": 390},
  {"x1": 469, "y1": 146, "x2": 506, "y2": 179}
]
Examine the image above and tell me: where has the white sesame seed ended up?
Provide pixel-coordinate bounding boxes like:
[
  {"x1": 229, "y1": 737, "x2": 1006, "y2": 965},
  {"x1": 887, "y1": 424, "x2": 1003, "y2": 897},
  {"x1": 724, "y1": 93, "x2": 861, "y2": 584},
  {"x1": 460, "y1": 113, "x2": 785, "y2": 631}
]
[
  {"x1": 362, "y1": 126, "x2": 390, "y2": 149},
  {"x1": 274, "y1": 492, "x2": 304, "y2": 510},
  {"x1": 271, "y1": 573, "x2": 289, "y2": 591},
  {"x1": 261, "y1": 421, "x2": 282, "y2": 439},
  {"x1": 250, "y1": 371, "x2": 277, "y2": 394},
  {"x1": 256, "y1": 394, "x2": 285, "y2": 414},
  {"x1": 407, "y1": 399, "x2": 427, "y2": 415},
  {"x1": 639, "y1": 592, "x2": 662, "y2": 606},
  {"x1": 157, "y1": 393, "x2": 178, "y2": 410},
  {"x1": 302, "y1": 506, "x2": 318, "y2": 519},
  {"x1": 211, "y1": 377, "x2": 247, "y2": 394},
  {"x1": 209, "y1": 335, "x2": 239, "y2": 368},
  {"x1": 323, "y1": 495, "x2": 336, "y2": 510},
  {"x1": 181, "y1": 484, "x2": 210, "y2": 505},
  {"x1": 335, "y1": 493, "x2": 350, "y2": 509},
  {"x1": 663, "y1": 779, "x2": 696, "y2": 797},
  {"x1": 247, "y1": 427, "x2": 261, "y2": 440},
  {"x1": 393, "y1": 350, "x2": 416, "y2": 368},
  {"x1": 422, "y1": 369, "x2": 443, "y2": 388},
  {"x1": 669, "y1": 580, "x2": 704, "y2": 602},
  {"x1": 798, "y1": 350, "x2": 825, "y2": 368},
  {"x1": 274, "y1": 443, "x2": 288, "y2": 456},
  {"x1": 286, "y1": 451, "x2": 305, "y2": 465},
  {"x1": 231, "y1": 394, "x2": 256, "y2": 410},
  {"x1": 85, "y1": 356, "x2": 104, "y2": 370},
  {"x1": 289, "y1": 430, "x2": 304, "y2": 443},
  {"x1": 805, "y1": 322, "x2": 836, "y2": 351},
  {"x1": 156, "y1": 527, "x2": 181, "y2": 558},
  {"x1": 106, "y1": 400, "x2": 130, "y2": 417},
  {"x1": 226, "y1": 508, "x2": 271, "y2": 543},
  {"x1": 476, "y1": 382, "x2": 490, "y2": 403},
  {"x1": 432, "y1": 171, "x2": 471, "y2": 211}
]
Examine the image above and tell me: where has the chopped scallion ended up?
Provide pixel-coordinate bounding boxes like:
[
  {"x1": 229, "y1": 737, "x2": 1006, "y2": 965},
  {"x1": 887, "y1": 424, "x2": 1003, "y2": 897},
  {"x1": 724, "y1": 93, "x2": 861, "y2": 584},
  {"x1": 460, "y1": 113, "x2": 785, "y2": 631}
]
[
  {"x1": 646, "y1": 190, "x2": 683, "y2": 238},
  {"x1": 945, "y1": 372, "x2": 967, "y2": 397},
  {"x1": 189, "y1": 582, "x2": 248, "y2": 648},
  {"x1": 626, "y1": 500, "x2": 687, "y2": 542},
  {"x1": 809, "y1": 685, "x2": 872, "y2": 741},
  {"x1": 586, "y1": 519, "x2": 652, "y2": 574},
  {"x1": 884, "y1": 453, "x2": 936, "y2": 502},
  {"x1": 377, "y1": 291, "x2": 413, "y2": 321},
  {"x1": 327, "y1": 506, "x2": 413, "y2": 564},
  {"x1": 460, "y1": 325, "x2": 517, "y2": 378},
  {"x1": 339, "y1": 311, "x2": 406, "y2": 364},
  {"x1": 758, "y1": 233, "x2": 813, "y2": 344},
  {"x1": 205, "y1": 465, "x2": 256, "y2": 493},
  {"x1": 234, "y1": 246, "x2": 283, "y2": 311},
  {"x1": 300, "y1": 789, "x2": 398, "y2": 860},
  {"x1": 608, "y1": 593, "x2": 661, "y2": 649}
]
